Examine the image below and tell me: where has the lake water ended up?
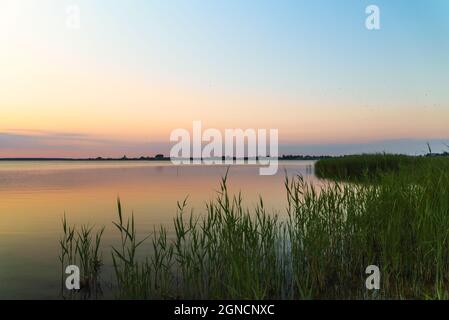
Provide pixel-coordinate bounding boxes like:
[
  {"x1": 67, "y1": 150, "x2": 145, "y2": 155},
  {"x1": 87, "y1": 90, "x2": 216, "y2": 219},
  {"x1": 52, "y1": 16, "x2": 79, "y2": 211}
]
[{"x1": 0, "y1": 161, "x2": 323, "y2": 299}]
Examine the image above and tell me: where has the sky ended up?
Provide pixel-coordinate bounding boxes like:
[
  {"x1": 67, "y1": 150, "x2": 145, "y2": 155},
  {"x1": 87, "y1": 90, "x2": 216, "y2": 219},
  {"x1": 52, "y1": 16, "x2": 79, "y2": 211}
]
[{"x1": 1, "y1": 0, "x2": 448, "y2": 157}]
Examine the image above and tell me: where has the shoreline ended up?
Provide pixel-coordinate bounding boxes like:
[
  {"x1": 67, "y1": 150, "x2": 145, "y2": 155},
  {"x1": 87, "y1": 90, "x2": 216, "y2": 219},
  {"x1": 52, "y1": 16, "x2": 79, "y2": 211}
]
[{"x1": 0, "y1": 156, "x2": 331, "y2": 162}]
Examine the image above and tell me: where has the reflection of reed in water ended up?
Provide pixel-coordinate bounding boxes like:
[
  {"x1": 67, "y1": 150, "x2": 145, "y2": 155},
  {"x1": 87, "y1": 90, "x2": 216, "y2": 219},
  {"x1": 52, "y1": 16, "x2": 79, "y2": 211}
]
[{"x1": 306, "y1": 164, "x2": 313, "y2": 175}]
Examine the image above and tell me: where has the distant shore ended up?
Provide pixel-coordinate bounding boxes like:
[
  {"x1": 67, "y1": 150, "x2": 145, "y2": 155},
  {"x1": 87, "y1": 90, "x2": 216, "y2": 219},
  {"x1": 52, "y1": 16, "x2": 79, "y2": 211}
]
[
  {"x1": 0, "y1": 155, "x2": 332, "y2": 162},
  {"x1": 2, "y1": 152, "x2": 448, "y2": 162}
]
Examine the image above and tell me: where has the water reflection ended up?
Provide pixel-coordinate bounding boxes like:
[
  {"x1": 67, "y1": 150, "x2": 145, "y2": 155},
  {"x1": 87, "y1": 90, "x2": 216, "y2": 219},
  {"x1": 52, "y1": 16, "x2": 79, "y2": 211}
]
[{"x1": 0, "y1": 161, "x2": 323, "y2": 299}]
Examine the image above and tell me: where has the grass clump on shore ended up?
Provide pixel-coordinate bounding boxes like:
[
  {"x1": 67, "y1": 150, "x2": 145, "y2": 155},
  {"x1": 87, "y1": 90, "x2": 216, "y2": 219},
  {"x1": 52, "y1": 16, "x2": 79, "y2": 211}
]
[
  {"x1": 60, "y1": 155, "x2": 449, "y2": 299},
  {"x1": 315, "y1": 153, "x2": 418, "y2": 181}
]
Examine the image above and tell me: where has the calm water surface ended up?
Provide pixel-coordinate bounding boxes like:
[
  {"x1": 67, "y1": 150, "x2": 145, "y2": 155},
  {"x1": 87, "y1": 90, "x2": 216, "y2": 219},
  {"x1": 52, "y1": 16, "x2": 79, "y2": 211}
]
[{"x1": 0, "y1": 161, "x2": 323, "y2": 299}]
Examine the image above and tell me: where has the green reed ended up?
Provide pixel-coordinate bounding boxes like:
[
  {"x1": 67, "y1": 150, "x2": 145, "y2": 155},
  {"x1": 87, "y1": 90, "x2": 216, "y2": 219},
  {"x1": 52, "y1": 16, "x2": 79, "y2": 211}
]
[
  {"x1": 314, "y1": 153, "x2": 419, "y2": 181},
  {"x1": 60, "y1": 155, "x2": 449, "y2": 299},
  {"x1": 59, "y1": 215, "x2": 104, "y2": 299}
]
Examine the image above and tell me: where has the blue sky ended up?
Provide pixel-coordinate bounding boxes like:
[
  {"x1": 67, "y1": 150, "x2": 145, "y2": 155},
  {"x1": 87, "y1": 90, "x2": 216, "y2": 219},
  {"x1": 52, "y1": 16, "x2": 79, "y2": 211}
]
[
  {"x1": 0, "y1": 0, "x2": 448, "y2": 156},
  {"x1": 85, "y1": 0, "x2": 449, "y2": 98}
]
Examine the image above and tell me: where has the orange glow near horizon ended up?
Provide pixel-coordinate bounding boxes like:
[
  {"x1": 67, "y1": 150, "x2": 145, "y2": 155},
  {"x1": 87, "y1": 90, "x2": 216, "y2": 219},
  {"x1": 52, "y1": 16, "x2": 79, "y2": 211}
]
[{"x1": 1, "y1": 1, "x2": 449, "y2": 157}]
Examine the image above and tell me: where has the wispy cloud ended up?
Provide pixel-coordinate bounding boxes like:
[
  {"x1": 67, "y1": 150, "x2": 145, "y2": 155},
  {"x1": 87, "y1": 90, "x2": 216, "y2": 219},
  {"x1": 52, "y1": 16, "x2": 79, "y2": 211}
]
[
  {"x1": 0, "y1": 130, "x2": 168, "y2": 158},
  {"x1": 4, "y1": 129, "x2": 92, "y2": 139},
  {"x1": 1, "y1": 130, "x2": 448, "y2": 158},
  {"x1": 281, "y1": 139, "x2": 449, "y2": 156}
]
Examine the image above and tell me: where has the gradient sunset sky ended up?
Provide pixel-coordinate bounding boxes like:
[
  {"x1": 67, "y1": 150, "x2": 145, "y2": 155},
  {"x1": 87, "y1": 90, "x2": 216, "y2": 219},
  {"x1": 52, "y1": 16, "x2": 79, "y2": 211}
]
[{"x1": 1, "y1": 0, "x2": 448, "y2": 157}]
